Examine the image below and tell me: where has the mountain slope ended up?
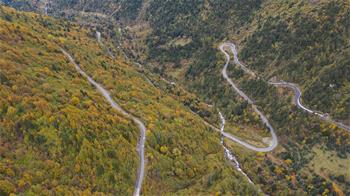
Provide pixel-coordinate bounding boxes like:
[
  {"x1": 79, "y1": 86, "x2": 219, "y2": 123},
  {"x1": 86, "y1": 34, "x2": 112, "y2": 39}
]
[
  {"x1": 1, "y1": 0, "x2": 350, "y2": 195},
  {"x1": 0, "y1": 6, "x2": 259, "y2": 195},
  {"x1": 119, "y1": 0, "x2": 350, "y2": 194},
  {"x1": 140, "y1": 0, "x2": 349, "y2": 123},
  {"x1": 0, "y1": 7, "x2": 139, "y2": 195},
  {"x1": 239, "y1": 0, "x2": 350, "y2": 121}
]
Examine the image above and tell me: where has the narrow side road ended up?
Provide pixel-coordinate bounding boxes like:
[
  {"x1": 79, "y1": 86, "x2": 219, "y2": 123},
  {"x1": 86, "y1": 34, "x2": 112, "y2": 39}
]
[
  {"x1": 61, "y1": 49, "x2": 146, "y2": 196},
  {"x1": 219, "y1": 44, "x2": 279, "y2": 152}
]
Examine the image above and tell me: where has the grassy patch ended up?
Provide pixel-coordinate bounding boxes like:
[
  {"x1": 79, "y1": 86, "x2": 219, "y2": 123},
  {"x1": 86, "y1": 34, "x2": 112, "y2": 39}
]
[{"x1": 308, "y1": 147, "x2": 350, "y2": 180}]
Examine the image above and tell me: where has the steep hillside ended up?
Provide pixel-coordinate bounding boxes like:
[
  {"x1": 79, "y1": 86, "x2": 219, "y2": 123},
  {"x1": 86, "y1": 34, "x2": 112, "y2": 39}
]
[
  {"x1": 1, "y1": 0, "x2": 350, "y2": 195},
  {"x1": 239, "y1": 1, "x2": 350, "y2": 121},
  {"x1": 141, "y1": 0, "x2": 350, "y2": 123},
  {"x1": 122, "y1": 0, "x2": 350, "y2": 194},
  {"x1": 0, "y1": 6, "x2": 258, "y2": 195},
  {"x1": 0, "y1": 6, "x2": 138, "y2": 195}
]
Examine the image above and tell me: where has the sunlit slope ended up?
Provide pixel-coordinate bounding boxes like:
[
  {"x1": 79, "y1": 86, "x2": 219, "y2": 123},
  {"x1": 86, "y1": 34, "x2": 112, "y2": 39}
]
[
  {"x1": 0, "y1": 6, "x2": 258, "y2": 195},
  {"x1": 0, "y1": 6, "x2": 139, "y2": 195}
]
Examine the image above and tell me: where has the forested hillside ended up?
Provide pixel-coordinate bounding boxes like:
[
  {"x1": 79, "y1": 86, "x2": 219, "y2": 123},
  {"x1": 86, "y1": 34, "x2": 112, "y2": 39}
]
[
  {"x1": 240, "y1": 1, "x2": 350, "y2": 121},
  {"x1": 125, "y1": 0, "x2": 350, "y2": 194},
  {"x1": 0, "y1": 6, "x2": 138, "y2": 195},
  {"x1": 1, "y1": 0, "x2": 350, "y2": 195},
  {"x1": 143, "y1": 0, "x2": 349, "y2": 123},
  {"x1": 0, "y1": 6, "x2": 258, "y2": 195}
]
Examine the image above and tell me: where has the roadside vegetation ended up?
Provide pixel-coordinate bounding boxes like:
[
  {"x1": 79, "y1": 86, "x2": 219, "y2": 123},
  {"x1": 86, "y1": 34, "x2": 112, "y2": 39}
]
[
  {"x1": 0, "y1": 6, "x2": 260, "y2": 195},
  {"x1": 1, "y1": 0, "x2": 350, "y2": 195},
  {"x1": 120, "y1": 0, "x2": 350, "y2": 194}
]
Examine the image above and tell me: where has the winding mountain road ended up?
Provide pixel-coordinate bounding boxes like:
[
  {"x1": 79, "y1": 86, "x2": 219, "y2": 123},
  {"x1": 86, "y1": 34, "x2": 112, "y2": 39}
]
[
  {"x1": 225, "y1": 43, "x2": 257, "y2": 78},
  {"x1": 223, "y1": 42, "x2": 350, "y2": 132},
  {"x1": 60, "y1": 49, "x2": 146, "y2": 196},
  {"x1": 219, "y1": 43, "x2": 278, "y2": 152},
  {"x1": 269, "y1": 81, "x2": 350, "y2": 132}
]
